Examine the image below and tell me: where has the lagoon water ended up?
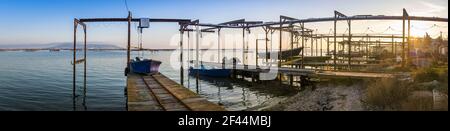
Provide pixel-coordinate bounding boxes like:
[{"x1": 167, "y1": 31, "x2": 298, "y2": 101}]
[{"x1": 0, "y1": 50, "x2": 293, "y2": 111}]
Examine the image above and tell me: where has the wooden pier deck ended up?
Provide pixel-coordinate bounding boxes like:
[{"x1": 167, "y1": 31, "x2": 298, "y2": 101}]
[
  {"x1": 194, "y1": 61, "x2": 394, "y2": 78},
  {"x1": 126, "y1": 73, "x2": 225, "y2": 111}
]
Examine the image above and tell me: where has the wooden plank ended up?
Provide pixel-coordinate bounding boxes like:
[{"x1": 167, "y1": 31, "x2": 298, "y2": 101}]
[
  {"x1": 152, "y1": 74, "x2": 226, "y2": 111},
  {"x1": 127, "y1": 74, "x2": 164, "y2": 111},
  {"x1": 127, "y1": 73, "x2": 225, "y2": 111},
  {"x1": 316, "y1": 71, "x2": 394, "y2": 78}
]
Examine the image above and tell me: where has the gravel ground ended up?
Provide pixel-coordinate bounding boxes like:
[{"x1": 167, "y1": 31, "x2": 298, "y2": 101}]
[{"x1": 262, "y1": 82, "x2": 366, "y2": 111}]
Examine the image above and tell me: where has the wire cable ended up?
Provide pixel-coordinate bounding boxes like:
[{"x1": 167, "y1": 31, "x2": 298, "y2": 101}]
[{"x1": 124, "y1": 0, "x2": 130, "y2": 12}]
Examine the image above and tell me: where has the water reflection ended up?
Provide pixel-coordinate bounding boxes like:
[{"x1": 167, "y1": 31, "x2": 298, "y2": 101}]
[
  {"x1": 72, "y1": 85, "x2": 88, "y2": 111},
  {"x1": 186, "y1": 75, "x2": 299, "y2": 110}
]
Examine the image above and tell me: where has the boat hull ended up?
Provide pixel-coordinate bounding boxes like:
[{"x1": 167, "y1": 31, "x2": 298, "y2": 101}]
[
  {"x1": 130, "y1": 59, "x2": 162, "y2": 74},
  {"x1": 189, "y1": 68, "x2": 231, "y2": 77}
]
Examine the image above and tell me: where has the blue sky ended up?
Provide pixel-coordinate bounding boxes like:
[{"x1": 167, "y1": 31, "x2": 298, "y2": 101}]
[{"x1": 0, "y1": 0, "x2": 447, "y2": 49}]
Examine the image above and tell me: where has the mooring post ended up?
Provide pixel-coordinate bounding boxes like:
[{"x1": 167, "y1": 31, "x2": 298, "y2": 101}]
[
  {"x1": 180, "y1": 24, "x2": 184, "y2": 86},
  {"x1": 251, "y1": 73, "x2": 255, "y2": 85},
  {"x1": 127, "y1": 12, "x2": 132, "y2": 75},
  {"x1": 289, "y1": 75, "x2": 293, "y2": 87},
  {"x1": 73, "y1": 19, "x2": 77, "y2": 105},
  {"x1": 83, "y1": 25, "x2": 87, "y2": 94}
]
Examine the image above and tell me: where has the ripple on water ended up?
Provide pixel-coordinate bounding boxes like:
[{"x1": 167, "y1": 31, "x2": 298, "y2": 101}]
[{"x1": 0, "y1": 51, "x2": 291, "y2": 111}]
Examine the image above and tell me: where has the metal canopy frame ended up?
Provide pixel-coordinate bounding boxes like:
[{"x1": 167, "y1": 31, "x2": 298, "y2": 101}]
[
  {"x1": 199, "y1": 15, "x2": 447, "y2": 29},
  {"x1": 72, "y1": 12, "x2": 196, "y2": 108},
  {"x1": 72, "y1": 10, "x2": 448, "y2": 109}
]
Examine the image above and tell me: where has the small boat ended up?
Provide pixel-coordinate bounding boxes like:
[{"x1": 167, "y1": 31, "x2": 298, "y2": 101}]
[
  {"x1": 189, "y1": 65, "x2": 231, "y2": 78},
  {"x1": 49, "y1": 49, "x2": 60, "y2": 52},
  {"x1": 130, "y1": 57, "x2": 162, "y2": 74}
]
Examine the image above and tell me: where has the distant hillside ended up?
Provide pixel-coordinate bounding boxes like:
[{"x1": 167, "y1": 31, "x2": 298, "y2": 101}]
[
  {"x1": 50, "y1": 42, "x2": 124, "y2": 49},
  {"x1": 0, "y1": 42, "x2": 124, "y2": 49}
]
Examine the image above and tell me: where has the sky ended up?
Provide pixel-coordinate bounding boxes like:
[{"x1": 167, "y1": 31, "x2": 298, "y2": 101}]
[{"x1": 0, "y1": 0, "x2": 447, "y2": 49}]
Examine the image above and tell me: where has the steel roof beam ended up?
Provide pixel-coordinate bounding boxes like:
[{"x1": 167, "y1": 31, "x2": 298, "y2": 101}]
[{"x1": 79, "y1": 18, "x2": 191, "y2": 23}]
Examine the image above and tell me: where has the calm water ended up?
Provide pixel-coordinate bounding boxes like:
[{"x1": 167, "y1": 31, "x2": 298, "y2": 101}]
[{"x1": 0, "y1": 50, "x2": 293, "y2": 111}]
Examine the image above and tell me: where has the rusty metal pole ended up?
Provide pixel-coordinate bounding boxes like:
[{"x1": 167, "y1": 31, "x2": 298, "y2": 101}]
[
  {"x1": 218, "y1": 28, "x2": 221, "y2": 63},
  {"x1": 83, "y1": 26, "x2": 87, "y2": 111},
  {"x1": 290, "y1": 24, "x2": 294, "y2": 68},
  {"x1": 127, "y1": 12, "x2": 132, "y2": 75},
  {"x1": 187, "y1": 31, "x2": 190, "y2": 68},
  {"x1": 256, "y1": 39, "x2": 259, "y2": 68},
  {"x1": 180, "y1": 25, "x2": 184, "y2": 86},
  {"x1": 289, "y1": 24, "x2": 294, "y2": 85},
  {"x1": 402, "y1": 10, "x2": 406, "y2": 67},
  {"x1": 348, "y1": 20, "x2": 352, "y2": 70},
  {"x1": 316, "y1": 37, "x2": 318, "y2": 57},
  {"x1": 301, "y1": 23, "x2": 305, "y2": 69},
  {"x1": 320, "y1": 37, "x2": 323, "y2": 57},
  {"x1": 392, "y1": 35, "x2": 395, "y2": 57},
  {"x1": 187, "y1": 31, "x2": 190, "y2": 88},
  {"x1": 73, "y1": 19, "x2": 77, "y2": 103},
  {"x1": 83, "y1": 25, "x2": 87, "y2": 91},
  {"x1": 279, "y1": 19, "x2": 283, "y2": 68},
  {"x1": 407, "y1": 16, "x2": 411, "y2": 66},
  {"x1": 279, "y1": 18, "x2": 283, "y2": 84},
  {"x1": 327, "y1": 37, "x2": 329, "y2": 69},
  {"x1": 195, "y1": 24, "x2": 200, "y2": 93},
  {"x1": 333, "y1": 14, "x2": 337, "y2": 70},
  {"x1": 327, "y1": 37, "x2": 330, "y2": 55},
  {"x1": 243, "y1": 28, "x2": 246, "y2": 68},
  {"x1": 311, "y1": 36, "x2": 314, "y2": 57},
  {"x1": 265, "y1": 27, "x2": 269, "y2": 63},
  {"x1": 342, "y1": 34, "x2": 345, "y2": 65},
  {"x1": 366, "y1": 34, "x2": 369, "y2": 62}
]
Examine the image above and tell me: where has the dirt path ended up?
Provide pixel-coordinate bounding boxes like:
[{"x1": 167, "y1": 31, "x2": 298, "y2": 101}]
[{"x1": 262, "y1": 83, "x2": 366, "y2": 111}]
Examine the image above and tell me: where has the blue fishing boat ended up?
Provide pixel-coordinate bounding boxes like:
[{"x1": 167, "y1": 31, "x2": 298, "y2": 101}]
[
  {"x1": 130, "y1": 57, "x2": 162, "y2": 74},
  {"x1": 188, "y1": 65, "x2": 231, "y2": 78}
]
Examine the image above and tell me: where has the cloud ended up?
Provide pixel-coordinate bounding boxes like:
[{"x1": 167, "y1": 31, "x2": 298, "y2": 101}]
[{"x1": 411, "y1": 1, "x2": 447, "y2": 16}]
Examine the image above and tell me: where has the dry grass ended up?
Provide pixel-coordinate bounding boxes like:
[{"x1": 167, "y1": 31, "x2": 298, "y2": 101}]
[
  {"x1": 364, "y1": 69, "x2": 448, "y2": 111},
  {"x1": 400, "y1": 91, "x2": 434, "y2": 111},
  {"x1": 412, "y1": 67, "x2": 446, "y2": 83},
  {"x1": 364, "y1": 78, "x2": 411, "y2": 110}
]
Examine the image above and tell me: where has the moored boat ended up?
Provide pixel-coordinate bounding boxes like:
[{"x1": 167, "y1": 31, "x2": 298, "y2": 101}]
[
  {"x1": 188, "y1": 66, "x2": 231, "y2": 78},
  {"x1": 130, "y1": 57, "x2": 162, "y2": 74}
]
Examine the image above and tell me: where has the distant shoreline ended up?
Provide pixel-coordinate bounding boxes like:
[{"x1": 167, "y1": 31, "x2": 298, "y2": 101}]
[
  {"x1": 0, "y1": 48, "x2": 173, "y2": 51},
  {"x1": 0, "y1": 48, "x2": 240, "y2": 52},
  {"x1": 0, "y1": 48, "x2": 250, "y2": 52}
]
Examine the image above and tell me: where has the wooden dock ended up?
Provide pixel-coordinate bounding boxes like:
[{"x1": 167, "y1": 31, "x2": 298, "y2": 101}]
[
  {"x1": 194, "y1": 61, "x2": 394, "y2": 79},
  {"x1": 126, "y1": 73, "x2": 225, "y2": 111}
]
